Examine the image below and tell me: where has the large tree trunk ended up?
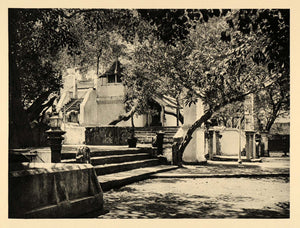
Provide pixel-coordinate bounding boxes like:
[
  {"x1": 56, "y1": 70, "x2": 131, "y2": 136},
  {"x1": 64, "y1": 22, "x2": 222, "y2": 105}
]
[
  {"x1": 9, "y1": 56, "x2": 34, "y2": 148},
  {"x1": 9, "y1": 9, "x2": 34, "y2": 148},
  {"x1": 177, "y1": 110, "x2": 213, "y2": 166},
  {"x1": 177, "y1": 95, "x2": 247, "y2": 166},
  {"x1": 265, "y1": 116, "x2": 277, "y2": 132},
  {"x1": 26, "y1": 91, "x2": 54, "y2": 121}
]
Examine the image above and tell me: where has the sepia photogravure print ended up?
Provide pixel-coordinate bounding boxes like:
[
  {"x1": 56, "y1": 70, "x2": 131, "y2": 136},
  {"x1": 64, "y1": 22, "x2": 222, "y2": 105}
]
[{"x1": 8, "y1": 8, "x2": 289, "y2": 219}]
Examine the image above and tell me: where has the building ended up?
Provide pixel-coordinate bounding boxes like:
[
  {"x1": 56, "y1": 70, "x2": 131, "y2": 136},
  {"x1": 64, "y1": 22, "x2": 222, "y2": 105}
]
[{"x1": 56, "y1": 60, "x2": 181, "y2": 144}]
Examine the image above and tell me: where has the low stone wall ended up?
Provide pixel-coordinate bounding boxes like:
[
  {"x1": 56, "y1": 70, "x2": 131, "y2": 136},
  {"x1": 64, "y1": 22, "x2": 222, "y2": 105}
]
[
  {"x1": 9, "y1": 163, "x2": 103, "y2": 218},
  {"x1": 219, "y1": 129, "x2": 246, "y2": 156},
  {"x1": 63, "y1": 123, "x2": 85, "y2": 145},
  {"x1": 85, "y1": 126, "x2": 132, "y2": 145}
]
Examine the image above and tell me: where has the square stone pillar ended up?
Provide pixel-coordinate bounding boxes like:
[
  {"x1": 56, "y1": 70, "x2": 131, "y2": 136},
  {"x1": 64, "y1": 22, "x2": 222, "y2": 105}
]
[
  {"x1": 260, "y1": 132, "x2": 270, "y2": 157},
  {"x1": 161, "y1": 106, "x2": 165, "y2": 127},
  {"x1": 215, "y1": 131, "x2": 222, "y2": 155},
  {"x1": 208, "y1": 130, "x2": 215, "y2": 160},
  {"x1": 181, "y1": 100, "x2": 206, "y2": 163},
  {"x1": 245, "y1": 131, "x2": 256, "y2": 160}
]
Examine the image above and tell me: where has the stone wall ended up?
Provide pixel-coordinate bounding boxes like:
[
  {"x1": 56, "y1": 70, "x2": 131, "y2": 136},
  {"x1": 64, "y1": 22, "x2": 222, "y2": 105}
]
[
  {"x1": 85, "y1": 127, "x2": 132, "y2": 145},
  {"x1": 219, "y1": 129, "x2": 246, "y2": 156},
  {"x1": 63, "y1": 123, "x2": 86, "y2": 145},
  {"x1": 9, "y1": 163, "x2": 103, "y2": 218}
]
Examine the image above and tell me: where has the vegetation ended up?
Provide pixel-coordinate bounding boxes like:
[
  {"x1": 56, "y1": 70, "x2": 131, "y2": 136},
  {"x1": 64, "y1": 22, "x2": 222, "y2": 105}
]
[{"x1": 9, "y1": 9, "x2": 289, "y2": 155}]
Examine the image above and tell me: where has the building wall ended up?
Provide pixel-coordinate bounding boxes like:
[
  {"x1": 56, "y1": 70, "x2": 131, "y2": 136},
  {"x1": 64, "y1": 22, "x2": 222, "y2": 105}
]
[
  {"x1": 219, "y1": 129, "x2": 246, "y2": 156},
  {"x1": 117, "y1": 114, "x2": 147, "y2": 127},
  {"x1": 96, "y1": 99, "x2": 125, "y2": 125},
  {"x1": 63, "y1": 123, "x2": 85, "y2": 145},
  {"x1": 96, "y1": 78, "x2": 125, "y2": 97},
  {"x1": 181, "y1": 100, "x2": 206, "y2": 163},
  {"x1": 80, "y1": 89, "x2": 98, "y2": 125},
  {"x1": 164, "y1": 114, "x2": 178, "y2": 126}
]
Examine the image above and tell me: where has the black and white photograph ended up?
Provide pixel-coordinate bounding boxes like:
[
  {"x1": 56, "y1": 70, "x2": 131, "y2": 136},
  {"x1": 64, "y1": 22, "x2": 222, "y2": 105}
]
[{"x1": 7, "y1": 5, "x2": 292, "y2": 221}]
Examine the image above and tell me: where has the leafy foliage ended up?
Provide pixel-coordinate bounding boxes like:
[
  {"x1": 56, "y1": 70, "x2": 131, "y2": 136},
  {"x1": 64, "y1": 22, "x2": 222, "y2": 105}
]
[{"x1": 9, "y1": 8, "x2": 289, "y2": 150}]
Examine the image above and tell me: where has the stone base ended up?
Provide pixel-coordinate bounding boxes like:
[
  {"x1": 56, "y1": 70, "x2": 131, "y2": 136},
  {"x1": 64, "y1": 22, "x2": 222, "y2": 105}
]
[{"x1": 9, "y1": 163, "x2": 104, "y2": 218}]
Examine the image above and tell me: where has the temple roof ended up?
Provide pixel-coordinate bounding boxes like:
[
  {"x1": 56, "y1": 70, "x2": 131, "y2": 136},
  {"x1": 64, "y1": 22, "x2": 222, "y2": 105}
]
[
  {"x1": 99, "y1": 60, "x2": 123, "y2": 78},
  {"x1": 152, "y1": 95, "x2": 182, "y2": 109}
]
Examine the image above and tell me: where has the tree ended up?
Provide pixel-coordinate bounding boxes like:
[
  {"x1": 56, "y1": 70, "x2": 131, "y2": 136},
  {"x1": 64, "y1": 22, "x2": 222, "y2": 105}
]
[
  {"x1": 254, "y1": 81, "x2": 289, "y2": 132},
  {"x1": 9, "y1": 9, "x2": 79, "y2": 147},
  {"x1": 212, "y1": 102, "x2": 245, "y2": 128},
  {"x1": 9, "y1": 9, "x2": 140, "y2": 147},
  {"x1": 229, "y1": 9, "x2": 290, "y2": 133},
  {"x1": 125, "y1": 10, "x2": 286, "y2": 166}
]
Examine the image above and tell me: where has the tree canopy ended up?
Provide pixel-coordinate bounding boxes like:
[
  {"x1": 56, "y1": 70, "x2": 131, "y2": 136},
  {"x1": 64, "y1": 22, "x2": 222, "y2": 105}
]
[{"x1": 9, "y1": 8, "x2": 289, "y2": 150}]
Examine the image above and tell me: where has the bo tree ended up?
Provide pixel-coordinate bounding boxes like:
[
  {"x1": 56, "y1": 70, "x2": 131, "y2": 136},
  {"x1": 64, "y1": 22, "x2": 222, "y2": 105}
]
[
  {"x1": 9, "y1": 9, "x2": 79, "y2": 147},
  {"x1": 124, "y1": 9, "x2": 288, "y2": 165},
  {"x1": 231, "y1": 9, "x2": 290, "y2": 133}
]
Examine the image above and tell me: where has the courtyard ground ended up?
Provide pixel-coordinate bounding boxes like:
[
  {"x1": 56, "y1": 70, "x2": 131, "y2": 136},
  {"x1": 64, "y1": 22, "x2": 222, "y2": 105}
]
[{"x1": 98, "y1": 155, "x2": 289, "y2": 219}]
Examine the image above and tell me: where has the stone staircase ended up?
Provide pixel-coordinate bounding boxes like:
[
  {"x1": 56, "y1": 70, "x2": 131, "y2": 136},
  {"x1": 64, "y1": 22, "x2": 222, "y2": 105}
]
[
  {"x1": 61, "y1": 146, "x2": 177, "y2": 191},
  {"x1": 135, "y1": 126, "x2": 179, "y2": 147},
  {"x1": 64, "y1": 98, "x2": 84, "y2": 112}
]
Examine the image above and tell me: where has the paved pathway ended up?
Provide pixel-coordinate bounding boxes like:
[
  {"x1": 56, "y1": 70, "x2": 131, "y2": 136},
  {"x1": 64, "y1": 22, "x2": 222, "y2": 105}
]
[
  {"x1": 153, "y1": 157, "x2": 289, "y2": 178},
  {"x1": 98, "y1": 156, "x2": 289, "y2": 219}
]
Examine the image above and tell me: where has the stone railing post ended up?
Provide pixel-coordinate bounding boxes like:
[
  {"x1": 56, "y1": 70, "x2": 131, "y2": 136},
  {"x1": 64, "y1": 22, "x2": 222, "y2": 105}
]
[
  {"x1": 245, "y1": 130, "x2": 256, "y2": 160},
  {"x1": 260, "y1": 132, "x2": 270, "y2": 157},
  {"x1": 172, "y1": 137, "x2": 183, "y2": 166}
]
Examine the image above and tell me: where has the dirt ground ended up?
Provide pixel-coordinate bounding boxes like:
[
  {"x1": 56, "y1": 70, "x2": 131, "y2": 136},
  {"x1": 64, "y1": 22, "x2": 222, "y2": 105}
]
[{"x1": 98, "y1": 176, "x2": 289, "y2": 219}]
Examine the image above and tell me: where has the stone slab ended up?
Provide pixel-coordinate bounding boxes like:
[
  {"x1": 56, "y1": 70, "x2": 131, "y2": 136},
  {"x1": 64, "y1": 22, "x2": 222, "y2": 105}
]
[{"x1": 98, "y1": 165, "x2": 178, "y2": 191}]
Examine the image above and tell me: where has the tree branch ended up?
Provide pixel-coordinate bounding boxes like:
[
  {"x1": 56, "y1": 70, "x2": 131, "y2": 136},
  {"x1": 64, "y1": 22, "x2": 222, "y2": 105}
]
[{"x1": 108, "y1": 105, "x2": 137, "y2": 125}]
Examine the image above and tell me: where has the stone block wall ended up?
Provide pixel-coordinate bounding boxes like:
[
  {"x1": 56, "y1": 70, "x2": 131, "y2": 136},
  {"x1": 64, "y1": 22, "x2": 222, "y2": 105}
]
[
  {"x1": 85, "y1": 127, "x2": 132, "y2": 145},
  {"x1": 9, "y1": 163, "x2": 103, "y2": 218}
]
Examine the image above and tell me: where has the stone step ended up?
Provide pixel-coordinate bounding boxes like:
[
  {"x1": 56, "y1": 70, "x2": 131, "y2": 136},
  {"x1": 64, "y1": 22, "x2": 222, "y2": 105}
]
[
  {"x1": 137, "y1": 135, "x2": 174, "y2": 140},
  {"x1": 212, "y1": 155, "x2": 262, "y2": 162},
  {"x1": 137, "y1": 137, "x2": 174, "y2": 144},
  {"x1": 91, "y1": 153, "x2": 152, "y2": 166},
  {"x1": 136, "y1": 135, "x2": 175, "y2": 139},
  {"x1": 90, "y1": 148, "x2": 151, "y2": 157},
  {"x1": 61, "y1": 147, "x2": 151, "y2": 160},
  {"x1": 93, "y1": 158, "x2": 163, "y2": 176},
  {"x1": 98, "y1": 165, "x2": 178, "y2": 191},
  {"x1": 135, "y1": 130, "x2": 178, "y2": 135}
]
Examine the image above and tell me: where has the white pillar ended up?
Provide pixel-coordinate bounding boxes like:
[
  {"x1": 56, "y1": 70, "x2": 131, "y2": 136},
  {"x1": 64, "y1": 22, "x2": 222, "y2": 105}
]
[
  {"x1": 73, "y1": 75, "x2": 78, "y2": 99},
  {"x1": 181, "y1": 99, "x2": 206, "y2": 163}
]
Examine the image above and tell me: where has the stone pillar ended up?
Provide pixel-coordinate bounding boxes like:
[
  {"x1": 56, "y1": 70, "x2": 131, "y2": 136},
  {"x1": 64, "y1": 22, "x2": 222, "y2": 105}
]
[
  {"x1": 161, "y1": 106, "x2": 165, "y2": 127},
  {"x1": 260, "y1": 132, "x2": 269, "y2": 157},
  {"x1": 208, "y1": 130, "x2": 214, "y2": 160},
  {"x1": 207, "y1": 129, "x2": 222, "y2": 159},
  {"x1": 73, "y1": 77, "x2": 78, "y2": 99},
  {"x1": 172, "y1": 136, "x2": 183, "y2": 166},
  {"x1": 212, "y1": 130, "x2": 217, "y2": 156},
  {"x1": 181, "y1": 100, "x2": 206, "y2": 163},
  {"x1": 146, "y1": 111, "x2": 151, "y2": 127},
  {"x1": 215, "y1": 131, "x2": 222, "y2": 155},
  {"x1": 204, "y1": 131, "x2": 209, "y2": 158},
  {"x1": 245, "y1": 131, "x2": 255, "y2": 160}
]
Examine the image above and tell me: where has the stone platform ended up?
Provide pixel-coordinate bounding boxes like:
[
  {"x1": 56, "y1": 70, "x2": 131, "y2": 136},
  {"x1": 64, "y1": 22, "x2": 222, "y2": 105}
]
[{"x1": 9, "y1": 162, "x2": 104, "y2": 218}]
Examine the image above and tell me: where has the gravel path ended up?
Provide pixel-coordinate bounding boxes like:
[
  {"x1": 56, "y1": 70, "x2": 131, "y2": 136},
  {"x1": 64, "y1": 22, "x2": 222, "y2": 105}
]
[{"x1": 98, "y1": 176, "x2": 289, "y2": 219}]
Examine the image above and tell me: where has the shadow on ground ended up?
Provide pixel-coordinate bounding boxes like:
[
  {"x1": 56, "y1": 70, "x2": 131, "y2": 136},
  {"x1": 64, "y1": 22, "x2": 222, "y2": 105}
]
[{"x1": 99, "y1": 182, "x2": 289, "y2": 218}]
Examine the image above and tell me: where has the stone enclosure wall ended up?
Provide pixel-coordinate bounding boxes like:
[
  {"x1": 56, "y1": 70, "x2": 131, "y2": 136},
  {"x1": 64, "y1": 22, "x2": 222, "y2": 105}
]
[
  {"x1": 9, "y1": 163, "x2": 103, "y2": 218},
  {"x1": 85, "y1": 126, "x2": 132, "y2": 145}
]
